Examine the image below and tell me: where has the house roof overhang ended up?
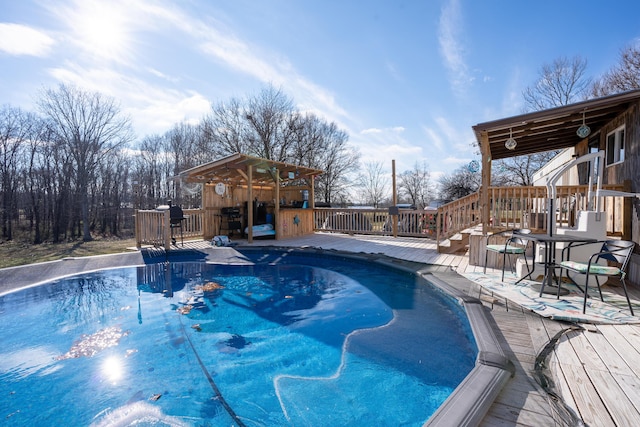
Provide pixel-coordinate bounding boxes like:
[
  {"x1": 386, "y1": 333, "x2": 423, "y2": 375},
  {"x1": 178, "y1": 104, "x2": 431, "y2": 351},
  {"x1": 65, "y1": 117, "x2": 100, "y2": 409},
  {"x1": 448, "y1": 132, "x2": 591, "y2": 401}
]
[
  {"x1": 473, "y1": 89, "x2": 640, "y2": 161},
  {"x1": 177, "y1": 153, "x2": 324, "y2": 186}
]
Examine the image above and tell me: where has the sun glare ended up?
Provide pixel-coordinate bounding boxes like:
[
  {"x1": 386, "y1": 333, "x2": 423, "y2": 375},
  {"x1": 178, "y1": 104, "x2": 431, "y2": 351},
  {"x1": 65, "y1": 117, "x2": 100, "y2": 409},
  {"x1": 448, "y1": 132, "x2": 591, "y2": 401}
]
[
  {"x1": 73, "y1": 2, "x2": 130, "y2": 62},
  {"x1": 101, "y1": 356, "x2": 125, "y2": 384}
]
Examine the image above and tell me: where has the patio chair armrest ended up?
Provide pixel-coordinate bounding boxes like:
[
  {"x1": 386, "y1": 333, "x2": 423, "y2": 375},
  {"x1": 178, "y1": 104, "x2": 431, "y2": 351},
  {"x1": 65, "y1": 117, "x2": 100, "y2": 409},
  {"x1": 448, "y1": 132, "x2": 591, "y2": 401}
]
[{"x1": 565, "y1": 249, "x2": 616, "y2": 269}]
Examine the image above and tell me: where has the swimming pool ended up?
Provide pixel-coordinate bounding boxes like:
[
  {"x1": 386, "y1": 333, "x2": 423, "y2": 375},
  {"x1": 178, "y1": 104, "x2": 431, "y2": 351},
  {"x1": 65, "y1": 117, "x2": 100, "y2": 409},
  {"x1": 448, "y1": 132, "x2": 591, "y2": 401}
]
[{"x1": 0, "y1": 248, "x2": 511, "y2": 426}]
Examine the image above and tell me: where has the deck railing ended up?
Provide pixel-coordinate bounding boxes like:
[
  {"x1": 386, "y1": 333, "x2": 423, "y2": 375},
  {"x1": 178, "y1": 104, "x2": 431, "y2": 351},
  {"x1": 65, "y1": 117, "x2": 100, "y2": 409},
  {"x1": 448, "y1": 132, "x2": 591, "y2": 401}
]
[
  {"x1": 135, "y1": 208, "x2": 204, "y2": 249},
  {"x1": 313, "y1": 208, "x2": 437, "y2": 238},
  {"x1": 436, "y1": 192, "x2": 480, "y2": 242},
  {"x1": 133, "y1": 185, "x2": 630, "y2": 248},
  {"x1": 436, "y1": 183, "x2": 628, "y2": 243}
]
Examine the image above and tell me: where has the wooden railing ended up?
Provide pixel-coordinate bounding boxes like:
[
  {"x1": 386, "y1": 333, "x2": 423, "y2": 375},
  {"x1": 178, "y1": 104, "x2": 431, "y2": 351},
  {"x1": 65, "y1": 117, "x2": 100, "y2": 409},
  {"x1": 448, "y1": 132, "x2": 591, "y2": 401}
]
[
  {"x1": 436, "y1": 192, "x2": 480, "y2": 242},
  {"x1": 313, "y1": 208, "x2": 437, "y2": 238},
  {"x1": 436, "y1": 183, "x2": 628, "y2": 244},
  {"x1": 135, "y1": 208, "x2": 204, "y2": 249},
  {"x1": 133, "y1": 184, "x2": 630, "y2": 249},
  {"x1": 486, "y1": 184, "x2": 627, "y2": 232}
]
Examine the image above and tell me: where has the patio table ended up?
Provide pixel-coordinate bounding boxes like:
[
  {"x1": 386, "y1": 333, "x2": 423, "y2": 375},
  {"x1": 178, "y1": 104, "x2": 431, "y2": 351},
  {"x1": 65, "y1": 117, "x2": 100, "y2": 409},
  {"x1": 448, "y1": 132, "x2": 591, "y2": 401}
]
[{"x1": 513, "y1": 231, "x2": 598, "y2": 297}]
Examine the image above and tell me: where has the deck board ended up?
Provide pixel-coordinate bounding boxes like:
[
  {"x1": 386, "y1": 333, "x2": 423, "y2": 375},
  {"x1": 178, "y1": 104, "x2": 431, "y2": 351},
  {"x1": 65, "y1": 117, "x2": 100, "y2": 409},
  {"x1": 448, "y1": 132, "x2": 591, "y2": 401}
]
[
  {"x1": 598, "y1": 325, "x2": 640, "y2": 378},
  {"x1": 562, "y1": 363, "x2": 616, "y2": 426},
  {"x1": 176, "y1": 233, "x2": 640, "y2": 427},
  {"x1": 588, "y1": 368, "x2": 640, "y2": 426}
]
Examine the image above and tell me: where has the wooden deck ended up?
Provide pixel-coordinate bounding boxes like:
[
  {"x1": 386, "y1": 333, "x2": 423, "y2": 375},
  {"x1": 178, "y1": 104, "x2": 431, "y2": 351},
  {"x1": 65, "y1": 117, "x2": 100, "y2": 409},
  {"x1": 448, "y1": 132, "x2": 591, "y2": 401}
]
[{"x1": 185, "y1": 232, "x2": 640, "y2": 426}]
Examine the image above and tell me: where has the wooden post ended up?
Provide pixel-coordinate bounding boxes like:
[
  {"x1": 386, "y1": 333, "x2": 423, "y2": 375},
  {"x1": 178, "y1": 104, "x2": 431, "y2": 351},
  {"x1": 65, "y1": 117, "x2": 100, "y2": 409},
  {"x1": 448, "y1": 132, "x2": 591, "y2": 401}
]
[
  {"x1": 392, "y1": 159, "x2": 398, "y2": 237},
  {"x1": 202, "y1": 184, "x2": 213, "y2": 239},
  {"x1": 135, "y1": 210, "x2": 141, "y2": 249},
  {"x1": 275, "y1": 168, "x2": 280, "y2": 240},
  {"x1": 623, "y1": 179, "x2": 633, "y2": 241},
  {"x1": 480, "y1": 132, "x2": 492, "y2": 235},
  {"x1": 164, "y1": 209, "x2": 171, "y2": 251},
  {"x1": 248, "y1": 165, "x2": 253, "y2": 243}
]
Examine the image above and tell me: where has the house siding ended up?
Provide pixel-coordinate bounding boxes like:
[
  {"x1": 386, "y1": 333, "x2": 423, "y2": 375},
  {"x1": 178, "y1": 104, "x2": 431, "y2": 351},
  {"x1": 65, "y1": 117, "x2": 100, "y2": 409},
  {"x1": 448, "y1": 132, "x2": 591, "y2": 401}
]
[
  {"x1": 571, "y1": 101, "x2": 640, "y2": 284},
  {"x1": 601, "y1": 102, "x2": 640, "y2": 245}
]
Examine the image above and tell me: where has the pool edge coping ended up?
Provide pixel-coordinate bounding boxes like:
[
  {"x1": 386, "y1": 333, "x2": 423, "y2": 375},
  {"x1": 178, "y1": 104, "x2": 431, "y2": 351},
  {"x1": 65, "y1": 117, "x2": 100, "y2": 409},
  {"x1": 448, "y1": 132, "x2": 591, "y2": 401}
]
[{"x1": 420, "y1": 273, "x2": 515, "y2": 427}]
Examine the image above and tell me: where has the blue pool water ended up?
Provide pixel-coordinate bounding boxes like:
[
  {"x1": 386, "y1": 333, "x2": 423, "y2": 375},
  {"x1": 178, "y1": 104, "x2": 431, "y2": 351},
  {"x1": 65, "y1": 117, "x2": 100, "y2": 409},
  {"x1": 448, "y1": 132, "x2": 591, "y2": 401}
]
[{"x1": 0, "y1": 252, "x2": 477, "y2": 426}]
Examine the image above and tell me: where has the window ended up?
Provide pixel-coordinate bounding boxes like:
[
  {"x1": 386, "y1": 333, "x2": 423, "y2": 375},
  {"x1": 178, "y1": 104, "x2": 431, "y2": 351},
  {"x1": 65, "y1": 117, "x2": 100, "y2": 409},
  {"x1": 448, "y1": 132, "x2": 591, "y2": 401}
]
[{"x1": 606, "y1": 125, "x2": 625, "y2": 166}]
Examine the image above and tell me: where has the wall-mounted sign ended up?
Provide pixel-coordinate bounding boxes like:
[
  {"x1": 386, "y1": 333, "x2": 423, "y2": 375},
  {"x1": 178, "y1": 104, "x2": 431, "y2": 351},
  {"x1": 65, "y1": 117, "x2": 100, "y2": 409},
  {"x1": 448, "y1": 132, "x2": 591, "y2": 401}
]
[{"x1": 215, "y1": 182, "x2": 226, "y2": 196}]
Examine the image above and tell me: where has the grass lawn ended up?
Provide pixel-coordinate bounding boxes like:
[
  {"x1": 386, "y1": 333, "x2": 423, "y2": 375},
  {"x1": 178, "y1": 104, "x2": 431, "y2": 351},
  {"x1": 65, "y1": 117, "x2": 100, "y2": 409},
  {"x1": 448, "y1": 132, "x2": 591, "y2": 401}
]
[{"x1": 0, "y1": 237, "x2": 137, "y2": 269}]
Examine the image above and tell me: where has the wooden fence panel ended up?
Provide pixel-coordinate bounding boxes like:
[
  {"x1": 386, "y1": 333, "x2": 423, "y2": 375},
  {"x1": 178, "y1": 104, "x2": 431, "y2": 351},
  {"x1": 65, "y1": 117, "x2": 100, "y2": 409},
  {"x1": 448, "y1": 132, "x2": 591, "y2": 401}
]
[
  {"x1": 135, "y1": 208, "x2": 204, "y2": 248},
  {"x1": 314, "y1": 208, "x2": 437, "y2": 238}
]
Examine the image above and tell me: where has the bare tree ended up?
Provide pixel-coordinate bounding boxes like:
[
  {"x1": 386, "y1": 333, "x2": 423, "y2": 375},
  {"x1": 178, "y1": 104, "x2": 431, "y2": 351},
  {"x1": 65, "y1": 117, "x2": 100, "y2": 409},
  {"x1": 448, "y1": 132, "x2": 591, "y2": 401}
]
[
  {"x1": 357, "y1": 161, "x2": 389, "y2": 207},
  {"x1": 288, "y1": 114, "x2": 359, "y2": 205},
  {"x1": 23, "y1": 116, "x2": 49, "y2": 243},
  {"x1": 522, "y1": 56, "x2": 591, "y2": 112},
  {"x1": 500, "y1": 56, "x2": 593, "y2": 188},
  {"x1": 203, "y1": 97, "x2": 249, "y2": 158},
  {"x1": 202, "y1": 88, "x2": 358, "y2": 205},
  {"x1": 133, "y1": 134, "x2": 170, "y2": 209},
  {"x1": 438, "y1": 165, "x2": 480, "y2": 203},
  {"x1": 244, "y1": 85, "x2": 294, "y2": 161},
  {"x1": 492, "y1": 151, "x2": 557, "y2": 186},
  {"x1": 0, "y1": 106, "x2": 31, "y2": 240},
  {"x1": 398, "y1": 161, "x2": 433, "y2": 208},
  {"x1": 591, "y1": 43, "x2": 640, "y2": 96},
  {"x1": 38, "y1": 84, "x2": 134, "y2": 241}
]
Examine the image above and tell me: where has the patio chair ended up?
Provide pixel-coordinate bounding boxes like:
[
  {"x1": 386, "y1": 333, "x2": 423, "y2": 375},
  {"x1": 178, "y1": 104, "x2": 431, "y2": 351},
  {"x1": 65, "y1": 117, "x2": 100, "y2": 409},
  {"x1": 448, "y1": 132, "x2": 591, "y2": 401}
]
[
  {"x1": 558, "y1": 239, "x2": 635, "y2": 315},
  {"x1": 484, "y1": 229, "x2": 533, "y2": 282},
  {"x1": 169, "y1": 204, "x2": 186, "y2": 246}
]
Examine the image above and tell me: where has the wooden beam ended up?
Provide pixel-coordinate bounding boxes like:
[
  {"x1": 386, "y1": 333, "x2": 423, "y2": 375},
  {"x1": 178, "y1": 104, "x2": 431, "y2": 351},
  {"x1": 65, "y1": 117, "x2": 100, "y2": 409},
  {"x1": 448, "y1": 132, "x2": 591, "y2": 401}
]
[
  {"x1": 237, "y1": 169, "x2": 249, "y2": 182},
  {"x1": 309, "y1": 176, "x2": 315, "y2": 209},
  {"x1": 480, "y1": 131, "x2": 491, "y2": 235},
  {"x1": 623, "y1": 180, "x2": 632, "y2": 241}
]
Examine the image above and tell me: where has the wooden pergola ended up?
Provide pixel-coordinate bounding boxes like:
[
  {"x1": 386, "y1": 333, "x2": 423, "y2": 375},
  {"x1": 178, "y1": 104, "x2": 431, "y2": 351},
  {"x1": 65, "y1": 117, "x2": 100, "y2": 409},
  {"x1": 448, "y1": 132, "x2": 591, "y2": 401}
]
[
  {"x1": 178, "y1": 153, "x2": 323, "y2": 243},
  {"x1": 473, "y1": 89, "x2": 640, "y2": 234}
]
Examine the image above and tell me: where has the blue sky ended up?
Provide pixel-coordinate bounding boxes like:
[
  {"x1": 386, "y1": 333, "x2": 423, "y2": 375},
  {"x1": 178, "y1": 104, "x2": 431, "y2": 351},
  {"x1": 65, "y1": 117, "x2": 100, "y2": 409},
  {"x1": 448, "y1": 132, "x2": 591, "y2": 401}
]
[{"x1": 2, "y1": 0, "x2": 640, "y2": 181}]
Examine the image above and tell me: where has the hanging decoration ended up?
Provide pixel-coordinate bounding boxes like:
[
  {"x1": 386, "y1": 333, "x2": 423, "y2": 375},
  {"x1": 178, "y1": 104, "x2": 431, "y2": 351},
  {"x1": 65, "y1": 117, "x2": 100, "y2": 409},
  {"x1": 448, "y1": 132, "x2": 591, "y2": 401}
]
[
  {"x1": 576, "y1": 110, "x2": 591, "y2": 138},
  {"x1": 504, "y1": 128, "x2": 517, "y2": 150},
  {"x1": 467, "y1": 160, "x2": 480, "y2": 173}
]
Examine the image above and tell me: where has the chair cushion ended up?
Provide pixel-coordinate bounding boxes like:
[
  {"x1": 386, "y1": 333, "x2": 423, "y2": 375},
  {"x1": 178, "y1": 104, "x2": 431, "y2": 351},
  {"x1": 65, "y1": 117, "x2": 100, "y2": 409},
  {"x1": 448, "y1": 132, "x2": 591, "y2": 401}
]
[
  {"x1": 559, "y1": 260, "x2": 621, "y2": 276},
  {"x1": 486, "y1": 244, "x2": 525, "y2": 254}
]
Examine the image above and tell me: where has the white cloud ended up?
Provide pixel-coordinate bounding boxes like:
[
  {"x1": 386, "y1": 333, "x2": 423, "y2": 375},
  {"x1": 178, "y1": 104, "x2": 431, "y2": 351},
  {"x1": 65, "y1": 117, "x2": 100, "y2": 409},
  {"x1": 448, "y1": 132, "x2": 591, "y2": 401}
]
[
  {"x1": 443, "y1": 155, "x2": 472, "y2": 165},
  {"x1": 32, "y1": 0, "x2": 360, "y2": 149},
  {"x1": 48, "y1": 63, "x2": 211, "y2": 136},
  {"x1": 147, "y1": 68, "x2": 181, "y2": 83},
  {"x1": 0, "y1": 23, "x2": 54, "y2": 56},
  {"x1": 423, "y1": 115, "x2": 477, "y2": 154},
  {"x1": 361, "y1": 128, "x2": 383, "y2": 135},
  {"x1": 422, "y1": 126, "x2": 444, "y2": 151},
  {"x1": 361, "y1": 126, "x2": 403, "y2": 135},
  {"x1": 145, "y1": 1, "x2": 349, "y2": 126},
  {"x1": 350, "y1": 126, "x2": 426, "y2": 174},
  {"x1": 438, "y1": 0, "x2": 473, "y2": 97}
]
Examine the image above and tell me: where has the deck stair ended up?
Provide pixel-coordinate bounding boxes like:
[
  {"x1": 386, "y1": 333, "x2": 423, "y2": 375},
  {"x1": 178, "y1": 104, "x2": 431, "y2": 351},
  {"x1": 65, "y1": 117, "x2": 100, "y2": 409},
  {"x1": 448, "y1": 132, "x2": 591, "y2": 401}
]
[{"x1": 438, "y1": 229, "x2": 471, "y2": 254}]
